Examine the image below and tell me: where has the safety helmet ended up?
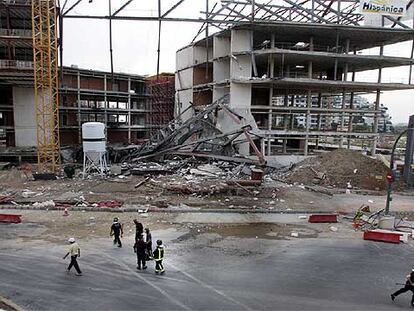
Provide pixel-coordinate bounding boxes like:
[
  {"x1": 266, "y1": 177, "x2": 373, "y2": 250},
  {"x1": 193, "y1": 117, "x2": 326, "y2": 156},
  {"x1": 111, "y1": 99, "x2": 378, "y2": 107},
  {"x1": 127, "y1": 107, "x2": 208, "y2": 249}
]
[
  {"x1": 113, "y1": 217, "x2": 119, "y2": 223},
  {"x1": 157, "y1": 239, "x2": 162, "y2": 246},
  {"x1": 68, "y1": 237, "x2": 75, "y2": 243}
]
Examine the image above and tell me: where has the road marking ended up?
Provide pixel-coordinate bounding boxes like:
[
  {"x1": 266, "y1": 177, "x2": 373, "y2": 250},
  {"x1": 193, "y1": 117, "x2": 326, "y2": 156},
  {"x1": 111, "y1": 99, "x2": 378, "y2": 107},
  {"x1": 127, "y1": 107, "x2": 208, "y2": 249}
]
[
  {"x1": 169, "y1": 262, "x2": 253, "y2": 311},
  {"x1": 101, "y1": 254, "x2": 191, "y2": 311}
]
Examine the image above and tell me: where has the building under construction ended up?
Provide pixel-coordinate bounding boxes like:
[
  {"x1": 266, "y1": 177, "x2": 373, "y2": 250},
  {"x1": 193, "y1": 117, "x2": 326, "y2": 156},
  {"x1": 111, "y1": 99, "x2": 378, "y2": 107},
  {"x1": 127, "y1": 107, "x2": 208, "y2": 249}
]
[
  {"x1": 0, "y1": 0, "x2": 175, "y2": 151},
  {"x1": 176, "y1": 1, "x2": 414, "y2": 157},
  {"x1": 2, "y1": 0, "x2": 414, "y2": 161}
]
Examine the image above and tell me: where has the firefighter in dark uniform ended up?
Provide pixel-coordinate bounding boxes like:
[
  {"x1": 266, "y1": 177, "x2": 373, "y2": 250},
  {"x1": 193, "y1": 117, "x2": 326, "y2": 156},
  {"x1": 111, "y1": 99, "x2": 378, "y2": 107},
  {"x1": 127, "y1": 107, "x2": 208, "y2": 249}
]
[
  {"x1": 145, "y1": 228, "x2": 153, "y2": 260},
  {"x1": 134, "y1": 219, "x2": 143, "y2": 242},
  {"x1": 133, "y1": 234, "x2": 147, "y2": 270},
  {"x1": 110, "y1": 217, "x2": 123, "y2": 247},
  {"x1": 153, "y1": 239, "x2": 165, "y2": 274},
  {"x1": 391, "y1": 269, "x2": 414, "y2": 306}
]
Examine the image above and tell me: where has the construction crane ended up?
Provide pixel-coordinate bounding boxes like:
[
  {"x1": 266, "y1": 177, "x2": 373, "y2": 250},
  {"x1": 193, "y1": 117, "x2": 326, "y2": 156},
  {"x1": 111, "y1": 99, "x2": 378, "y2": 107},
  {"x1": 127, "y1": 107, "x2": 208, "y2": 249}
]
[{"x1": 31, "y1": 0, "x2": 61, "y2": 173}]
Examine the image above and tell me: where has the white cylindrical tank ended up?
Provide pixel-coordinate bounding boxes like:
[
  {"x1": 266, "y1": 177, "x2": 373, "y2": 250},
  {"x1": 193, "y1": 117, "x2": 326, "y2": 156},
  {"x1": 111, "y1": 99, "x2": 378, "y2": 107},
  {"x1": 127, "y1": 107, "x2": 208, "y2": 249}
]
[{"x1": 82, "y1": 122, "x2": 106, "y2": 153}]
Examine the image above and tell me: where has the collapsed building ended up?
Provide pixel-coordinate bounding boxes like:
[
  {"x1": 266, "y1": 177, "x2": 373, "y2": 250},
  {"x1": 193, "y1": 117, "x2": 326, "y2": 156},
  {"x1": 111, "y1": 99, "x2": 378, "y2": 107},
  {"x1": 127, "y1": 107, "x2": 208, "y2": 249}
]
[{"x1": 176, "y1": 15, "x2": 414, "y2": 158}]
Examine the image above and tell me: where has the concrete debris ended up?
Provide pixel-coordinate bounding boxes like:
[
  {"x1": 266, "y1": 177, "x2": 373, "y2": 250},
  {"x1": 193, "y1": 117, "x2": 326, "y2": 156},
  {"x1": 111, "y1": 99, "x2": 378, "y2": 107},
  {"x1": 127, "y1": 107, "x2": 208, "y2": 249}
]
[
  {"x1": 21, "y1": 190, "x2": 38, "y2": 198},
  {"x1": 329, "y1": 226, "x2": 338, "y2": 232},
  {"x1": 134, "y1": 177, "x2": 151, "y2": 189},
  {"x1": 33, "y1": 200, "x2": 55, "y2": 208},
  {"x1": 189, "y1": 168, "x2": 218, "y2": 178},
  {"x1": 113, "y1": 95, "x2": 265, "y2": 166},
  {"x1": 280, "y1": 149, "x2": 389, "y2": 190},
  {"x1": 110, "y1": 165, "x2": 122, "y2": 175}
]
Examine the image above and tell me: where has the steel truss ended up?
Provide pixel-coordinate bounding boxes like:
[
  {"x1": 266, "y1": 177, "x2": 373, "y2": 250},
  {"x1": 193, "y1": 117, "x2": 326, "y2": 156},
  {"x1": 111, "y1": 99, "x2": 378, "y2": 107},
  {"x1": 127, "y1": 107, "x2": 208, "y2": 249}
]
[
  {"x1": 32, "y1": 0, "x2": 61, "y2": 173},
  {"x1": 59, "y1": 0, "x2": 414, "y2": 76}
]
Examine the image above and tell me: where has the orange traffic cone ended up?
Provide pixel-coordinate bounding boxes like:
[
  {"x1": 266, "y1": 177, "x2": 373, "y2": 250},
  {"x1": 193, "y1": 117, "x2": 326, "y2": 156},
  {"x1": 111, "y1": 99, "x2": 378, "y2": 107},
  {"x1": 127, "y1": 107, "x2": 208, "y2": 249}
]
[{"x1": 63, "y1": 208, "x2": 69, "y2": 216}]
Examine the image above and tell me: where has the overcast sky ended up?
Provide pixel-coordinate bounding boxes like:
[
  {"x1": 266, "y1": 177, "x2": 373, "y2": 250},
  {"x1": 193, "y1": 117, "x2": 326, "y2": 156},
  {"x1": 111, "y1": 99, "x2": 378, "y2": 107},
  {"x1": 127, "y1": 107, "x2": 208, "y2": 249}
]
[{"x1": 62, "y1": 0, "x2": 414, "y2": 124}]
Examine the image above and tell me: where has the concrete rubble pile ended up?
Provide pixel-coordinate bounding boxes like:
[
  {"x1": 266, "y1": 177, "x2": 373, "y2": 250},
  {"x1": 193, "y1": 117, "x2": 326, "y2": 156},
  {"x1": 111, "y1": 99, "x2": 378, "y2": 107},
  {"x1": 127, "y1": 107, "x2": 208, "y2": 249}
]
[
  {"x1": 97, "y1": 94, "x2": 269, "y2": 196},
  {"x1": 125, "y1": 158, "x2": 265, "y2": 196},
  {"x1": 112, "y1": 95, "x2": 265, "y2": 166},
  {"x1": 279, "y1": 149, "x2": 389, "y2": 191}
]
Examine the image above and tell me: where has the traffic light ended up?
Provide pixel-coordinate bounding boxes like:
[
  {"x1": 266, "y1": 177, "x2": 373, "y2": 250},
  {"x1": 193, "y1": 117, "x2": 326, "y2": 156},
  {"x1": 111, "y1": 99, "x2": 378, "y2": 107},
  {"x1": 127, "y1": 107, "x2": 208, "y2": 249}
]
[{"x1": 386, "y1": 171, "x2": 394, "y2": 183}]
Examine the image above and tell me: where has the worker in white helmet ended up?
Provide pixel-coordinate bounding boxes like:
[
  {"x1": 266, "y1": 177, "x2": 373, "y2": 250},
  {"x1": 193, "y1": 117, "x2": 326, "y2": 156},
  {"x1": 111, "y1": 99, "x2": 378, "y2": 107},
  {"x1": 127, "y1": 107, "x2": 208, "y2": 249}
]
[{"x1": 63, "y1": 237, "x2": 82, "y2": 276}]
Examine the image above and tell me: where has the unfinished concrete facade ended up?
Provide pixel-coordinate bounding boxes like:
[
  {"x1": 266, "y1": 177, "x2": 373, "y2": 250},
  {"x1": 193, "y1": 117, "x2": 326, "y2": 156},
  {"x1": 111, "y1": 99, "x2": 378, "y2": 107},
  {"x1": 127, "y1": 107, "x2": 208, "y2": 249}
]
[
  {"x1": 0, "y1": 1, "x2": 177, "y2": 149},
  {"x1": 176, "y1": 22, "x2": 414, "y2": 157},
  {"x1": 59, "y1": 67, "x2": 148, "y2": 146}
]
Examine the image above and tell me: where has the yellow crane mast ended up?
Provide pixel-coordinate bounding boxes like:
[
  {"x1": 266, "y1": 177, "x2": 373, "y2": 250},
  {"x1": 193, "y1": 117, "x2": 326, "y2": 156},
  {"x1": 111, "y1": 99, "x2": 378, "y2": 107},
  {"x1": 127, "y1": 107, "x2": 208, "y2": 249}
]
[{"x1": 31, "y1": 0, "x2": 60, "y2": 173}]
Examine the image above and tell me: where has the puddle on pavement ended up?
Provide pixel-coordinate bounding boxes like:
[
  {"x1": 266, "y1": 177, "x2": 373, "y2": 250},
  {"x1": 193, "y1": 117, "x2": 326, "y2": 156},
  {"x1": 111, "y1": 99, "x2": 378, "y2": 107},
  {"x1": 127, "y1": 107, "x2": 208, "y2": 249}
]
[{"x1": 176, "y1": 223, "x2": 319, "y2": 241}]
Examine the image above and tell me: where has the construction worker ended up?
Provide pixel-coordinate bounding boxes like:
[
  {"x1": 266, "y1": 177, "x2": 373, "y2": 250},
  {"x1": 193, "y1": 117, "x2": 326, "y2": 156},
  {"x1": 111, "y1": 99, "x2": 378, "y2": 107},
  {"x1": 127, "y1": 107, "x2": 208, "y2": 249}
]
[
  {"x1": 63, "y1": 237, "x2": 82, "y2": 276},
  {"x1": 145, "y1": 228, "x2": 153, "y2": 260},
  {"x1": 134, "y1": 219, "x2": 143, "y2": 242},
  {"x1": 133, "y1": 234, "x2": 147, "y2": 270},
  {"x1": 110, "y1": 217, "x2": 123, "y2": 247},
  {"x1": 153, "y1": 239, "x2": 165, "y2": 274},
  {"x1": 391, "y1": 269, "x2": 414, "y2": 306}
]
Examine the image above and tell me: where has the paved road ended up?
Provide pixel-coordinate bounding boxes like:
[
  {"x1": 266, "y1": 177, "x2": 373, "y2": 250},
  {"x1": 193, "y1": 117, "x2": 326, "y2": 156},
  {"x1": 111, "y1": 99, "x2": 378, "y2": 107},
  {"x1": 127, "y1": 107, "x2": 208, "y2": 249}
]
[{"x1": 1, "y1": 229, "x2": 414, "y2": 310}]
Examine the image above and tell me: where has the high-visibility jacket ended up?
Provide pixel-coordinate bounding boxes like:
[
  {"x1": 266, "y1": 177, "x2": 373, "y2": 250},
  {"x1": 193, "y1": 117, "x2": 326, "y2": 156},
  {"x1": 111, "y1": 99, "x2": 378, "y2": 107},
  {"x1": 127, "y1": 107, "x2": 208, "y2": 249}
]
[{"x1": 153, "y1": 246, "x2": 165, "y2": 261}]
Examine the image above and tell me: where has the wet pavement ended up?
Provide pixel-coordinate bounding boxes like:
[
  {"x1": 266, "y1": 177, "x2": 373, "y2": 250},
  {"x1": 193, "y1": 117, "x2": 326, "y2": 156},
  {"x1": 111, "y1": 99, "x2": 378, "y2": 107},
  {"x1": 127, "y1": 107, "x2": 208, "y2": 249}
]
[{"x1": 1, "y1": 223, "x2": 414, "y2": 311}]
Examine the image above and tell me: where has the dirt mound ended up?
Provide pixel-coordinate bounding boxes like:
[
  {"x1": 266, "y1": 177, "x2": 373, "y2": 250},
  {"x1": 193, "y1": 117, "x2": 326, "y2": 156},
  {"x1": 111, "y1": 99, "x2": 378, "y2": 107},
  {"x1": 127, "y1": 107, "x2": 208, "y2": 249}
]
[{"x1": 283, "y1": 149, "x2": 389, "y2": 190}]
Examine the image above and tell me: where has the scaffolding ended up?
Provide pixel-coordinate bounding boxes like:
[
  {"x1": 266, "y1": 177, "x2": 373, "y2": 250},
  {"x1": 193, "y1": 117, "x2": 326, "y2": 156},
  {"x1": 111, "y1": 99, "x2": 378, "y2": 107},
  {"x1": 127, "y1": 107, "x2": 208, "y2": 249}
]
[
  {"x1": 146, "y1": 74, "x2": 175, "y2": 136},
  {"x1": 32, "y1": 0, "x2": 60, "y2": 172}
]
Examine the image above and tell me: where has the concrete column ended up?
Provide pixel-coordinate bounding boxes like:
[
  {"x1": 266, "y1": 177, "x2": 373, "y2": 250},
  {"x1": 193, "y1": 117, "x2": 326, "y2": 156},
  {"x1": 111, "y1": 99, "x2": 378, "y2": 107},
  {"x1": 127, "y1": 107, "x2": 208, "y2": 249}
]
[
  {"x1": 267, "y1": 89, "x2": 273, "y2": 156},
  {"x1": 347, "y1": 64, "x2": 356, "y2": 148},
  {"x1": 267, "y1": 33, "x2": 275, "y2": 156},
  {"x1": 304, "y1": 37, "x2": 314, "y2": 156},
  {"x1": 339, "y1": 93, "x2": 346, "y2": 148},
  {"x1": 12, "y1": 87, "x2": 37, "y2": 147},
  {"x1": 347, "y1": 92, "x2": 355, "y2": 149},
  {"x1": 228, "y1": 29, "x2": 253, "y2": 156},
  {"x1": 372, "y1": 44, "x2": 383, "y2": 156},
  {"x1": 316, "y1": 92, "x2": 322, "y2": 149},
  {"x1": 127, "y1": 77, "x2": 131, "y2": 144},
  {"x1": 339, "y1": 39, "x2": 350, "y2": 148},
  {"x1": 104, "y1": 74, "x2": 108, "y2": 129},
  {"x1": 283, "y1": 93, "x2": 289, "y2": 153},
  {"x1": 305, "y1": 90, "x2": 311, "y2": 156},
  {"x1": 308, "y1": 37, "x2": 314, "y2": 79},
  {"x1": 77, "y1": 71, "x2": 81, "y2": 143},
  {"x1": 333, "y1": 32, "x2": 339, "y2": 80},
  {"x1": 290, "y1": 95, "x2": 295, "y2": 130}
]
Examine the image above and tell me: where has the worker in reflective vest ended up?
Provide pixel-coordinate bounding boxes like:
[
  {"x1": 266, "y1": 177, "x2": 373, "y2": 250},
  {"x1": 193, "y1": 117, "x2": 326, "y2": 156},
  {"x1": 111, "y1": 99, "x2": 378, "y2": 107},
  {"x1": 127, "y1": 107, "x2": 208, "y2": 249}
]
[{"x1": 153, "y1": 239, "x2": 165, "y2": 274}]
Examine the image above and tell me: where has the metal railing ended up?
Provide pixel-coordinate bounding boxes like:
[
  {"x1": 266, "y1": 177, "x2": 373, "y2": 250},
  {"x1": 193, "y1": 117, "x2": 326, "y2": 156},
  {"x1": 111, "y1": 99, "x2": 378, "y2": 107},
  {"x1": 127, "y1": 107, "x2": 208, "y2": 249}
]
[
  {"x1": 0, "y1": 59, "x2": 33, "y2": 69},
  {"x1": 0, "y1": 29, "x2": 32, "y2": 38},
  {"x1": 259, "y1": 42, "x2": 346, "y2": 54}
]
